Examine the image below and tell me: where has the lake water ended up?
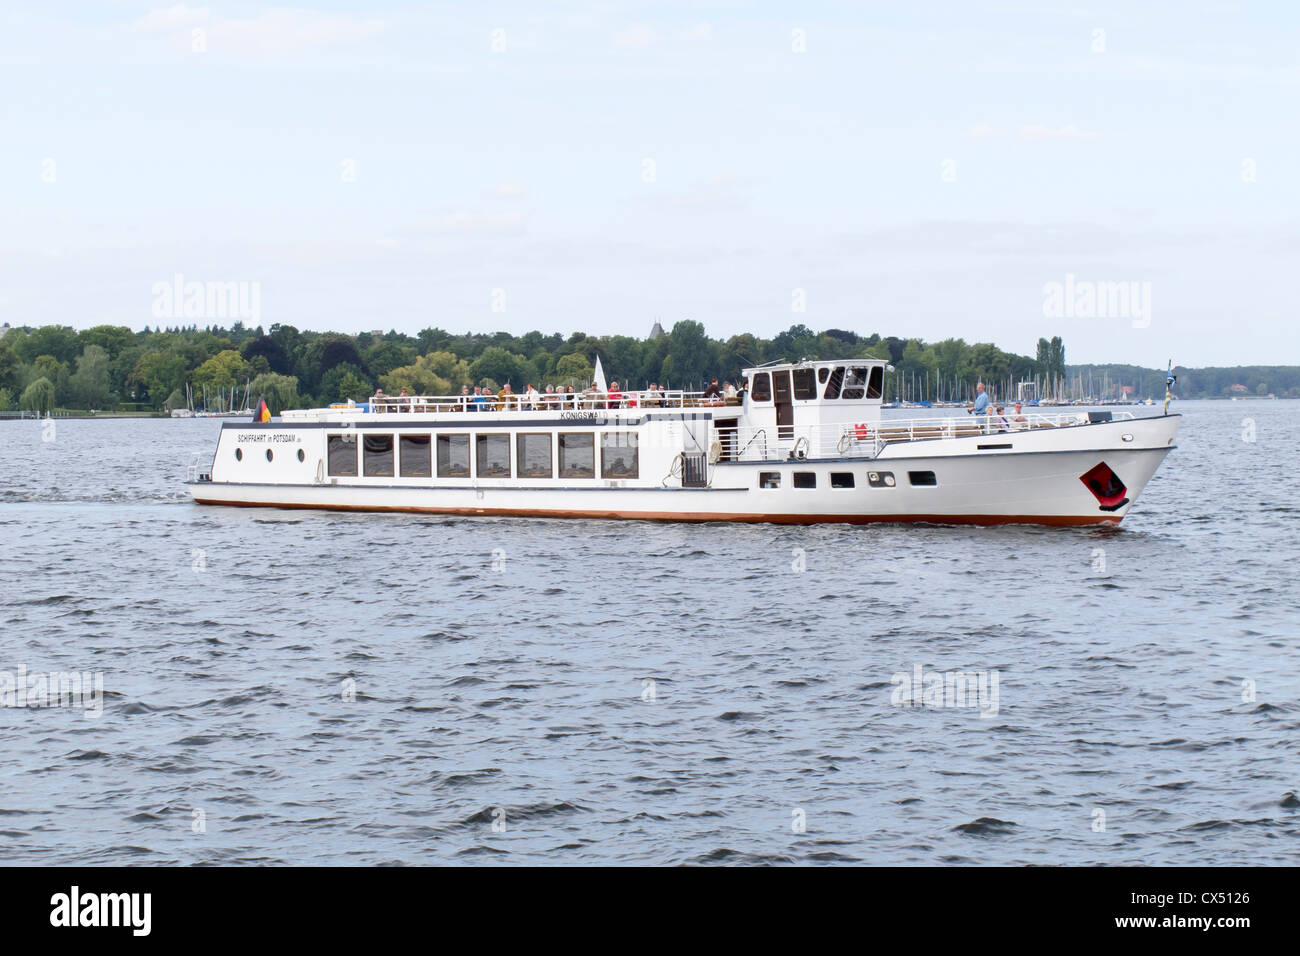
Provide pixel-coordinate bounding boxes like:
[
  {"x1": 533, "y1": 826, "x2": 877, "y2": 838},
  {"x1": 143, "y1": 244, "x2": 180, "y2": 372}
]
[{"x1": 1, "y1": 400, "x2": 1297, "y2": 865}]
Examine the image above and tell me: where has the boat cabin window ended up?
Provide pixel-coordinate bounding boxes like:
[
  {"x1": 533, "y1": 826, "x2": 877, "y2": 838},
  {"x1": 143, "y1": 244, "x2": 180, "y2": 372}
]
[
  {"x1": 867, "y1": 366, "x2": 883, "y2": 399},
  {"x1": 601, "y1": 432, "x2": 639, "y2": 479},
  {"x1": 751, "y1": 372, "x2": 771, "y2": 402},
  {"x1": 824, "y1": 366, "x2": 845, "y2": 400},
  {"x1": 558, "y1": 433, "x2": 595, "y2": 478},
  {"x1": 517, "y1": 433, "x2": 552, "y2": 478},
  {"x1": 792, "y1": 368, "x2": 817, "y2": 401},
  {"x1": 759, "y1": 472, "x2": 781, "y2": 489},
  {"x1": 909, "y1": 470, "x2": 938, "y2": 486},
  {"x1": 793, "y1": 472, "x2": 816, "y2": 488},
  {"x1": 327, "y1": 434, "x2": 357, "y2": 476},
  {"x1": 830, "y1": 472, "x2": 855, "y2": 488},
  {"x1": 399, "y1": 434, "x2": 432, "y2": 478},
  {"x1": 841, "y1": 367, "x2": 869, "y2": 400},
  {"x1": 476, "y1": 434, "x2": 511, "y2": 478},
  {"x1": 437, "y1": 434, "x2": 470, "y2": 477},
  {"x1": 364, "y1": 434, "x2": 395, "y2": 477},
  {"x1": 817, "y1": 367, "x2": 829, "y2": 383}
]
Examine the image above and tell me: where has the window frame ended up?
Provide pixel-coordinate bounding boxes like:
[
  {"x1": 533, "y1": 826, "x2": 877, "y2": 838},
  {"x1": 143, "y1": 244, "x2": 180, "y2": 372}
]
[
  {"x1": 600, "y1": 432, "x2": 639, "y2": 479},
  {"x1": 363, "y1": 433, "x2": 395, "y2": 477},
  {"x1": 436, "y1": 433, "x2": 470, "y2": 478},
  {"x1": 558, "y1": 432, "x2": 596, "y2": 479},
  {"x1": 516, "y1": 432, "x2": 553, "y2": 479},
  {"x1": 327, "y1": 434, "x2": 358, "y2": 477},
  {"x1": 399, "y1": 433, "x2": 432, "y2": 478},
  {"x1": 475, "y1": 433, "x2": 512, "y2": 478}
]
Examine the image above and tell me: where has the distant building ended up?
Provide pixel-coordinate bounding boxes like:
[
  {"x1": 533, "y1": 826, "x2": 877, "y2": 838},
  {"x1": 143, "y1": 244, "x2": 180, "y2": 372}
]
[
  {"x1": 648, "y1": 321, "x2": 665, "y2": 339},
  {"x1": 1229, "y1": 384, "x2": 1248, "y2": 393}
]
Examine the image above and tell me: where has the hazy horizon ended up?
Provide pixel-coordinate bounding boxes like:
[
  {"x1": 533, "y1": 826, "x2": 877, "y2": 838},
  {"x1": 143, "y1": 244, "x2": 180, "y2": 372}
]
[{"x1": 3, "y1": 2, "x2": 1297, "y2": 367}]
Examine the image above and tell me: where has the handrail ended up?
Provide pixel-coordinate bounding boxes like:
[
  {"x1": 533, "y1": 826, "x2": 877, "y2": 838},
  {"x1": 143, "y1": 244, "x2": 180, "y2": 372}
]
[{"x1": 311, "y1": 389, "x2": 745, "y2": 415}]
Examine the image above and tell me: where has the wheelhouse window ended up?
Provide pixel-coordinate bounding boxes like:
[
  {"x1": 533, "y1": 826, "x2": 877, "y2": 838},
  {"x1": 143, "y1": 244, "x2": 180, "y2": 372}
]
[
  {"x1": 558, "y1": 433, "x2": 595, "y2": 478},
  {"x1": 601, "y1": 432, "x2": 639, "y2": 479},
  {"x1": 363, "y1": 434, "x2": 395, "y2": 477},
  {"x1": 751, "y1": 372, "x2": 771, "y2": 402},
  {"x1": 866, "y1": 366, "x2": 884, "y2": 399},
  {"x1": 399, "y1": 434, "x2": 432, "y2": 478},
  {"x1": 841, "y1": 367, "x2": 869, "y2": 400},
  {"x1": 824, "y1": 366, "x2": 845, "y2": 400},
  {"x1": 327, "y1": 434, "x2": 357, "y2": 476},
  {"x1": 793, "y1": 472, "x2": 817, "y2": 489},
  {"x1": 476, "y1": 434, "x2": 511, "y2": 478},
  {"x1": 792, "y1": 367, "x2": 817, "y2": 401},
  {"x1": 436, "y1": 434, "x2": 470, "y2": 478},
  {"x1": 517, "y1": 433, "x2": 552, "y2": 478}
]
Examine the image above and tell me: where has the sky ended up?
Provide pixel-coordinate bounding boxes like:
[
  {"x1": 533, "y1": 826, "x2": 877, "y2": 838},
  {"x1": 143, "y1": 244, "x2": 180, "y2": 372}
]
[{"x1": 1, "y1": 1, "x2": 1297, "y2": 367}]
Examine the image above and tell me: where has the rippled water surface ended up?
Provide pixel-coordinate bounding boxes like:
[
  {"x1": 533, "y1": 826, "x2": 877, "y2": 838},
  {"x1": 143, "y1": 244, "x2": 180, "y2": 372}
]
[{"x1": 2, "y1": 401, "x2": 1298, "y2": 865}]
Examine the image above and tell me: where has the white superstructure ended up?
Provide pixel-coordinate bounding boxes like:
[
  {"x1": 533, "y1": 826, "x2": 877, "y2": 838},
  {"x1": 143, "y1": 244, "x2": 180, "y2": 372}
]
[{"x1": 187, "y1": 358, "x2": 1179, "y2": 526}]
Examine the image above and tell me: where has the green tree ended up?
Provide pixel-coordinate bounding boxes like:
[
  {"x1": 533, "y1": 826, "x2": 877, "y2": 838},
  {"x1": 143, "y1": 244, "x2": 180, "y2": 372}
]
[
  {"x1": 470, "y1": 346, "x2": 528, "y2": 388},
  {"x1": 68, "y1": 344, "x2": 113, "y2": 409},
  {"x1": 130, "y1": 349, "x2": 189, "y2": 407},
  {"x1": 193, "y1": 350, "x2": 251, "y2": 400},
  {"x1": 553, "y1": 353, "x2": 593, "y2": 387},
  {"x1": 250, "y1": 372, "x2": 300, "y2": 414},
  {"x1": 20, "y1": 377, "x2": 55, "y2": 414}
]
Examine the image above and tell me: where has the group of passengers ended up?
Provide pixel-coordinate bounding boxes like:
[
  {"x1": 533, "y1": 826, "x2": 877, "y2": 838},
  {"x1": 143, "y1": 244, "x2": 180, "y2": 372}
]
[
  {"x1": 966, "y1": 383, "x2": 1030, "y2": 430},
  {"x1": 373, "y1": 375, "x2": 744, "y2": 412}
]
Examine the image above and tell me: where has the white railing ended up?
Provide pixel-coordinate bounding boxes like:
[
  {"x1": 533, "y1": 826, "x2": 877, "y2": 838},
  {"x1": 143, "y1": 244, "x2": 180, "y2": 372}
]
[
  {"x1": 354, "y1": 389, "x2": 743, "y2": 414},
  {"x1": 718, "y1": 411, "x2": 1136, "y2": 463},
  {"x1": 187, "y1": 450, "x2": 214, "y2": 482}
]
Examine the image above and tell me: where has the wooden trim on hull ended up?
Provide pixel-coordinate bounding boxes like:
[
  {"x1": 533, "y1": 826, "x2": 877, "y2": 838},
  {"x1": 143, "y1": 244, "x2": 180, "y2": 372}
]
[{"x1": 192, "y1": 497, "x2": 1122, "y2": 527}]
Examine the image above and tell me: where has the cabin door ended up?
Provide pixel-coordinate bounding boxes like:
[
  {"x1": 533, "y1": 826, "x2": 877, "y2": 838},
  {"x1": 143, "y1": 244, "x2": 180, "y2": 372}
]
[{"x1": 772, "y1": 371, "x2": 794, "y2": 440}]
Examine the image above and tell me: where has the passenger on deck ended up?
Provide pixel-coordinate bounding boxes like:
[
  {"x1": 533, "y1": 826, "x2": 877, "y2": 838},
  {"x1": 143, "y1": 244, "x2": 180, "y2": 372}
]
[
  {"x1": 1011, "y1": 401, "x2": 1028, "y2": 427},
  {"x1": 608, "y1": 381, "x2": 622, "y2": 409},
  {"x1": 496, "y1": 383, "x2": 516, "y2": 411},
  {"x1": 459, "y1": 385, "x2": 471, "y2": 410},
  {"x1": 643, "y1": 383, "x2": 660, "y2": 408},
  {"x1": 566, "y1": 385, "x2": 576, "y2": 407},
  {"x1": 993, "y1": 405, "x2": 1010, "y2": 431},
  {"x1": 471, "y1": 387, "x2": 490, "y2": 411},
  {"x1": 582, "y1": 382, "x2": 600, "y2": 409},
  {"x1": 724, "y1": 381, "x2": 737, "y2": 400},
  {"x1": 968, "y1": 382, "x2": 990, "y2": 416},
  {"x1": 703, "y1": 378, "x2": 722, "y2": 403},
  {"x1": 524, "y1": 383, "x2": 539, "y2": 410}
]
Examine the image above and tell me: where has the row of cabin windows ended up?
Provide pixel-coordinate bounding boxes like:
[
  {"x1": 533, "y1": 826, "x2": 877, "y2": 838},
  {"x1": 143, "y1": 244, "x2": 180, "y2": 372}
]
[
  {"x1": 325, "y1": 432, "x2": 639, "y2": 480},
  {"x1": 758, "y1": 470, "x2": 936, "y2": 489},
  {"x1": 749, "y1": 366, "x2": 884, "y2": 403}
]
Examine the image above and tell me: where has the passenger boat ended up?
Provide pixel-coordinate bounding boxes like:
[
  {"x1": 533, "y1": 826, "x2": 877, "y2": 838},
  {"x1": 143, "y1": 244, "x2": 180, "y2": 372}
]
[{"x1": 186, "y1": 358, "x2": 1178, "y2": 526}]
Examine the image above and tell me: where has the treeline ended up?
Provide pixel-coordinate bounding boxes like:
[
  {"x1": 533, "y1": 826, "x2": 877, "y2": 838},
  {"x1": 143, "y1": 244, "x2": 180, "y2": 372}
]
[
  {"x1": 0, "y1": 320, "x2": 1291, "y2": 414},
  {"x1": 1065, "y1": 363, "x2": 1300, "y2": 400}
]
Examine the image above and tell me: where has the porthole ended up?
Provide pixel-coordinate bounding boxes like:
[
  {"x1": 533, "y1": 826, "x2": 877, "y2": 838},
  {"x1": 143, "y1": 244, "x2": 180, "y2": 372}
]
[
  {"x1": 235, "y1": 447, "x2": 243, "y2": 461},
  {"x1": 1121, "y1": 433, "x2": 1134, "y2": 443},
  {"x1": 266, "y1": 449, "x2": 274, "y2": 462},
  {"x1": 297, "y1": 448, "x2": 306, "y2": 462}
]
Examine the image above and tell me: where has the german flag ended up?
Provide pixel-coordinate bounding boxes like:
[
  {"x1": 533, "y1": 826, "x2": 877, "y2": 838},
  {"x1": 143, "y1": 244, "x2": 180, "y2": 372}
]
[{"x1": 254, "y1": 398, "x2": 271, "y2": 423}]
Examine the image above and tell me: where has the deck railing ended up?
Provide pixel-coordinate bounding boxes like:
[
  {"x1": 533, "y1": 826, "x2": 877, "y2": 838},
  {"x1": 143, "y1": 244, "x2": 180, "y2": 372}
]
[
  {"x1": 317, "y1": 389, "x2": 744, "y2": 416},
  {"x1": 718, "y1": 411, "x2": 1136, "y2": 463}
]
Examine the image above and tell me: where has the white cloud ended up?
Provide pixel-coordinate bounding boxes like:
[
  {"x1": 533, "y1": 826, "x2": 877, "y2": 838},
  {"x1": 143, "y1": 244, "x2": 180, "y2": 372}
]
[
  {"x1": 968, "y1": 123, "x2": 995, "y2": 139},
  {"x1": 613, "y1": 24, "x2": 657, "y2": 49},
  {"x1": 681, "y1": 23, "x2": 712, "y2": 43},
  {"x1": 130, "y1": 4, "x2": 388, "y2": 58},
  {"x1": 1020, "y1": 123, "x2": 1100, "y2": 141}
]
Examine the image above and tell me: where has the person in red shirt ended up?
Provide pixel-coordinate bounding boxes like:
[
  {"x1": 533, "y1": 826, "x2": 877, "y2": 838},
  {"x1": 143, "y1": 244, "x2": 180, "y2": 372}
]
[{"x1": 607, "y1": 381, "x2": 623, "y2": 409}]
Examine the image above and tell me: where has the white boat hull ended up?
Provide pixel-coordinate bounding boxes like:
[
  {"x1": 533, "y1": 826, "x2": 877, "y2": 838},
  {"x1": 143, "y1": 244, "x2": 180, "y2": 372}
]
[{"x1": 189, "y1": 415, "x2": 1178, "y2": 527}]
